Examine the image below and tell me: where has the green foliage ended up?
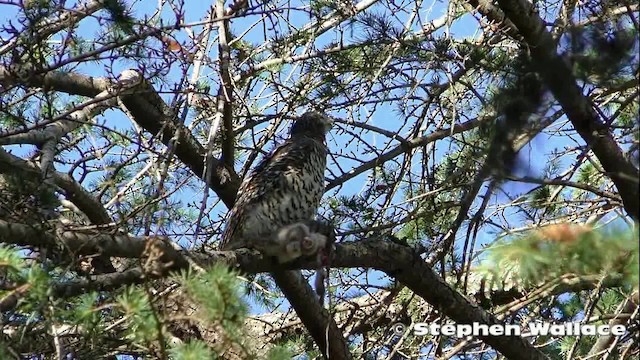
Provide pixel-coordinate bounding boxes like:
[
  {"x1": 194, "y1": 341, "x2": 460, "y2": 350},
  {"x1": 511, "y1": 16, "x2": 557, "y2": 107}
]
[
  {"x1": 195, "y1": 80, "x2": 212, "y2": 93},
  {"x1": 438, "y1": 145, "x2": 481, "y2": 185},
  {"x1": 397, "y1": 137, "x2": 487, "y2": 242},
  {"x1": 70, "y1": 292, "x2": 103, "y2": 326},
  {"x1": 596, "y1": 289, "x2": 625, "y2": 314},
  {"x1": 530, "y1": 185, "x2": 553, "y2": 210},
  {"x1": 0, "y1": 0, "x2": 637, "y2": 358},
  {"x1": 103, "y1": 0, "x2": 136, "y2": 33},
  {"x1": 557, "y1": 335, "x2": 595, "y2": 357},
  {"x1": 576, "y1": 163, "x2": 602, "y2": 185},
  {"x1": 326, "y1": 193, "x2": 380, "y2": 237},
  {"x1": 117, "y1": 287, "x2": 161, "y2": 345},
  {"x1": 558, "y1": 294, "x2": 584, "y2": 320},
  {"x1": 616, "y1": 100, "x2": 639, "y2": 128},
  {"x1": 23, "y1": 265, "x2": 51, "y2": 304},
  {"x1": 0, "y1": 245, "x2": 24, "y2": 274},
  {"x1": 477, "y1": 226, "x2": 639, "y2": 289},
  {"x1": 0, "y1": 245, "x2": 53, "y2": 310},
  {"x1": 310, "y1": 0, "x2": 339, "y2": 17},
  {"x1": 0, "y1": 112, "x2": 25, "y2": 128},
  {"x1": 0, "y1": 172, "x2": 61, "y2": 223},
  {"x1": 104, "y1": 129, "x2": 133, "y2": 148},
  {"x1": 169, "y1": 340, "x2": 216, "y2": 360},
  {"x1": 242, "y1": 272, "x2": 277, "y2": 309},
  {"x1": 177, "y1": 265, "x2": 248, "y2": 345},
  {"x1": 0, "y1": 248, "x2": 259, "y2": 358},
  {"x1": 567, "y1": 22, "x2": 637, "y2": 86},
  {"x1": 478, "y1": 225, "x2": 637, "y2": 359},
  {"x1": 265, "y1": 345, "x2": 294, "y2": 360},
  {"x1": 317, "y1": 43, "x2": 388, "y2": 78}
]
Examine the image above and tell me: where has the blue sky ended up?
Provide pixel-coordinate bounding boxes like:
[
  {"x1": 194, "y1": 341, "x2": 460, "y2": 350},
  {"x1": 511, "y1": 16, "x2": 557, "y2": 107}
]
[
  {"x1": 0, "y1": 0, "x2": 576, "y2": 266},
  {"x1": 2, "y1": 3, "x2": 639, "y2": 360},
  {"x1": 1, "y1": 0, "x2": 633, "y2": 321}
]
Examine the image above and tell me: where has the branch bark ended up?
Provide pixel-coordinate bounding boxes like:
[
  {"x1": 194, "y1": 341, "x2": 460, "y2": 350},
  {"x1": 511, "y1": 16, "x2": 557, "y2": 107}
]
[
  {"x1": 481, "y1": 0, "x2": 639, "y2": 220},
  {"x1": 0, "y1": 219, "x2": 552, "y2": 359},
  {"x1": 0, "y1": 66, "x2": 242, "y2": 209}
]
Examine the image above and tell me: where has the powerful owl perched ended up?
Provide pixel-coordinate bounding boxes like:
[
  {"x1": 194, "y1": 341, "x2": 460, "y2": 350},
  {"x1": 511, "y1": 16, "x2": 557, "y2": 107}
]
[
  {"x1": 219, "y1": 112, "x2": 348, "y2": 359},
  {"x1": 219, "y1": 111, "x2": 333, "y2": 257}
]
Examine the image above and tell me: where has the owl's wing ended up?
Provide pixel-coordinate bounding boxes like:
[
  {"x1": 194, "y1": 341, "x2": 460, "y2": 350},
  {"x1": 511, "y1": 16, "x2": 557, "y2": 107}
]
[{"x1": 220, "y1": 137, "x2": 312, "y2": 249}]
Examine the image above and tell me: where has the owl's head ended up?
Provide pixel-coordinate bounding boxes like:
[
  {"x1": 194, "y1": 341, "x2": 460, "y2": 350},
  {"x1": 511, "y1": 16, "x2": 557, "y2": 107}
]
[{"x1": 290, "y1": 111, "x2": 333, "y2": 138}]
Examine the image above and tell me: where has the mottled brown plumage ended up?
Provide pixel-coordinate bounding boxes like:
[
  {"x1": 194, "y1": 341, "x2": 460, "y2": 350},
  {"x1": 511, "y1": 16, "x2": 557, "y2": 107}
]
[
  {"x1": 218, "y1": 112, "x2": 351, "y2": 359},
  {"x1": 220, "y1": 112, "x2": 332, "y2": 252}
]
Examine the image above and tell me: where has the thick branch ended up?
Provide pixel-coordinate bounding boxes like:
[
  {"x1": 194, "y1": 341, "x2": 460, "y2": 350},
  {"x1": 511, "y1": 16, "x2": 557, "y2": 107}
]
[
  {"x1": 215, "y1": 0, "x2": 235, "y2": 168},
  {"x1": 1, "y1": 219, "x2": 551, "y2": 359},
  {"x1": 587, "y1": 291, "x2": 639, "y2": 357},
  {"x1": 0, "y1": 148, "x2": 111, "y2": 225},
  {"x1": 333, "y1": 241, "x2": 550, "y2": 360},
  {"x1": 0, "y1": 219, "x2": 190, "y2": 270},
  {"x1": 272, "y1": 270, "x2": 351, "y2": 359},
  {"x1": 490, "y1": 0, "x2": 639, "y2": 220},
  {"x1": 0, "y1": 67, "x2": 241, "y2": 208}
]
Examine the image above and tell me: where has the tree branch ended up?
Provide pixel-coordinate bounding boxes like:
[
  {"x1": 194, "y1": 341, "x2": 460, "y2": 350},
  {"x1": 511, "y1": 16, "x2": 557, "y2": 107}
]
[
  {"x1": 488, "y1": 0, "x2": 639, "y2": 220},
  {"x1": 0, "y1": 219, "x2": 553, "y2": 359},
  {"x1": 0, "y1": 66, "x2": 242, "y2": 208}
]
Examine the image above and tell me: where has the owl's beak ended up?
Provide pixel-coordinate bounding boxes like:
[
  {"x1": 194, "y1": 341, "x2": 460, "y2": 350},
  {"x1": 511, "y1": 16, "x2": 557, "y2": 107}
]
[{"x1": 324, "y1": 116, "x2": 335, "y2": 132}]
